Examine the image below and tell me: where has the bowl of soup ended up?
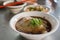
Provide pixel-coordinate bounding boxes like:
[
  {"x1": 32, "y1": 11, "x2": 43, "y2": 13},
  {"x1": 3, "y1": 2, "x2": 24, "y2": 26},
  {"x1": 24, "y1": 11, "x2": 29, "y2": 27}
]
[
  {"x1": 3, "y1": 1, "x2": 27, "y2": 14},
  {"x1": 10, "y1": 11, "x2": 59, "y2": 40},
  {"x1": 24, "y1": 5, "x2": 52, "y2": 14}
]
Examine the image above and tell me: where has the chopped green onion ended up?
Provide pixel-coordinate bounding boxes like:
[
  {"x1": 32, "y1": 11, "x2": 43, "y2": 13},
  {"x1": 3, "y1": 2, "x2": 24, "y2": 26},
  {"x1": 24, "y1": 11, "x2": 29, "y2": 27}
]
[{"x1": 30, "y1": 18, "x2": 43, "y2": 26}]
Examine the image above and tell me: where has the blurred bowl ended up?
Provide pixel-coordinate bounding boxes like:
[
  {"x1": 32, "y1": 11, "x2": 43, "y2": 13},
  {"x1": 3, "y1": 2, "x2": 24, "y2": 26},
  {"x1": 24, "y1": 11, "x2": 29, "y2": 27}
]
[
  {"x1": 3, "y1": 1, "x2": 27, "y2": 14},
  {"x1": 10, "y1": 11, "x2": 59, "y2": 40},
  {"x1": 24, "y1": 5, "x2": 52, "y2": 14}
]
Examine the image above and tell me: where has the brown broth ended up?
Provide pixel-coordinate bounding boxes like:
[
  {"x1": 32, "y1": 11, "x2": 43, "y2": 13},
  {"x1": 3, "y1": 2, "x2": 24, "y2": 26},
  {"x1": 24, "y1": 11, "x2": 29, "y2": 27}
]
[
  {"x1": 15, "y1": 16, "x2": 52, "y2": 34},
  {"x1": 31, "y1": 16, "x2": 52, "y2": 32}
]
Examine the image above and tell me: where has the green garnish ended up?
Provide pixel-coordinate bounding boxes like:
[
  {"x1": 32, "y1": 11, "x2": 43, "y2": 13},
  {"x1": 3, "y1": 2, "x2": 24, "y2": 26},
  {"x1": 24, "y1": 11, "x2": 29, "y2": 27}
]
[
  {"x1": 30, "y1": 18, "x2": 43, "y2": 26},
  {"x1": 30, "y1": 18, "x2": 35, "y2": 25},
  {"x1": 39, "y1": 19, "x2": 43, "y2": 25},
  {"x1": 29, "y1": 7, "x2": 35, "y2": 11}
]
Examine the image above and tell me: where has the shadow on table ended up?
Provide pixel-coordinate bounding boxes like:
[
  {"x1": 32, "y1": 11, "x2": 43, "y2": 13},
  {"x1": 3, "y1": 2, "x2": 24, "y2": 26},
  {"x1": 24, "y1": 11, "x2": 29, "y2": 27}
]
[
  {"x1": 4, "y1": 12, "x2": 14, "y2": 22},
  {"x1": 15, "y1": 35, "x2": 28, "y2": 40},
  {"x1": 1, "y1": 8, "x2": 15, "y2": 22}
]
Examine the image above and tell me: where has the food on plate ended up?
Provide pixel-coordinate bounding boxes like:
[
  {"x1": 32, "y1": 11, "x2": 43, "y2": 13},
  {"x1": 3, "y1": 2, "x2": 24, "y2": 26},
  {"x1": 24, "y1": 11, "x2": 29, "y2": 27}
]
[
  {"x1": 24, "y1": 5, "x2": 49, "y2": 13},
  {"x1": 15, "y1": 16, "x2": 52, "y2": 34}
]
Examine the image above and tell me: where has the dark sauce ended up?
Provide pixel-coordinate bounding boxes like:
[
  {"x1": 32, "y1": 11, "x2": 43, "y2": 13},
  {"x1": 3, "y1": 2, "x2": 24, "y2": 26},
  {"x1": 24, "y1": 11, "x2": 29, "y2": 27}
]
[
  {"x1": 6, "y1": 2, "x2": 24, "y2": 6},
  {"x1": 14, "y1": 3, "x2": 24, "y2": 6},
  {"x1": 31, "y1": 16, "x2": 52, "y2": 32},
  {"x1": 15, "y1": 16, "x2": 52, "y2": 34}
]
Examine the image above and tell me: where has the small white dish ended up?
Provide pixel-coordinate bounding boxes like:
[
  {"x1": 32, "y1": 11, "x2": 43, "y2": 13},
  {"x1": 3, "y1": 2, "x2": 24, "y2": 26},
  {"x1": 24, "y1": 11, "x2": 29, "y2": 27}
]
[
  {"x1": 3, "y1": 1, "x2": 27, "y2": 14},
  {"x1": 10, "y1": 11, "x2": 59, "y2": 40},
  {"x1": 24, "y1": 5, "x2": 52, "y2": 14}
]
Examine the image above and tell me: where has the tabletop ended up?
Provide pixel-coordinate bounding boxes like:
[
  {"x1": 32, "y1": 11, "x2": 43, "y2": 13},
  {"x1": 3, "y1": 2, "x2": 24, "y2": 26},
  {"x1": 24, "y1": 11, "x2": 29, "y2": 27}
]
[{"x1": 0, "y1": 0, "x2": 60, "y2": 40}]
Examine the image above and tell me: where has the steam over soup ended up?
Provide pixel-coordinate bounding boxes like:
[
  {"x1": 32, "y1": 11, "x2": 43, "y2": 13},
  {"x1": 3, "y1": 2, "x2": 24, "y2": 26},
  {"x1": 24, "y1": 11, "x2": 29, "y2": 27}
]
[{"x1": 15, "y1": 16, "x2": 52, "y2": 34}]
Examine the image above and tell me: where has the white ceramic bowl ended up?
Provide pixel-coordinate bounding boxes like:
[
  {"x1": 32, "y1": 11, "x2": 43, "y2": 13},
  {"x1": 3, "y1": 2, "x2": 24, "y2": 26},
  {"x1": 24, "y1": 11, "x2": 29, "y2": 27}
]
[
  {"x1": 10, "y1": 11, "x2": 59, "y2": 40},
  {"x1": 3, "y1": 1, "x2": 27, "y2": 14},
  {"x1": 24, "y1": 5, "x2": 52, "y2": 14}
]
